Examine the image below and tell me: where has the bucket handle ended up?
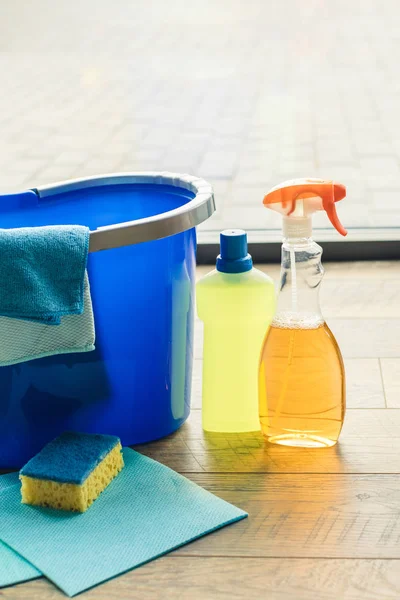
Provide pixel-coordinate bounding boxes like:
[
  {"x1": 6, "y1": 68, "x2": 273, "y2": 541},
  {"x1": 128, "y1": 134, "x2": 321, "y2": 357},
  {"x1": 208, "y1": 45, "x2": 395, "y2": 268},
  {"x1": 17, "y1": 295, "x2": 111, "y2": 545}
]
[{"x1": 34, "y1": 172, "x2": 215, "y2": 253}]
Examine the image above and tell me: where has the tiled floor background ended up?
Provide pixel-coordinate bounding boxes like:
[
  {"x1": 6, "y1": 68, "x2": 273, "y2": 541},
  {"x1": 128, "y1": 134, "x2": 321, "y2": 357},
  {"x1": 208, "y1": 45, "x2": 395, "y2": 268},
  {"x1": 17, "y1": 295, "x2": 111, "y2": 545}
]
[{"x1": 1, "y1": 0, "x2": 400, "y2": 240}]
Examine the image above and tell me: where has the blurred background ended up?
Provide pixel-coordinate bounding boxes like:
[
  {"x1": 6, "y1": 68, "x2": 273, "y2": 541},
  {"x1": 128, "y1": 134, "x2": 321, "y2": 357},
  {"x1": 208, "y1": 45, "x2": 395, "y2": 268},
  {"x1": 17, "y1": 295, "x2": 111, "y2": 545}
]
[{"x1": 1, "y1": 0, "x2": 400, "y2": 247}]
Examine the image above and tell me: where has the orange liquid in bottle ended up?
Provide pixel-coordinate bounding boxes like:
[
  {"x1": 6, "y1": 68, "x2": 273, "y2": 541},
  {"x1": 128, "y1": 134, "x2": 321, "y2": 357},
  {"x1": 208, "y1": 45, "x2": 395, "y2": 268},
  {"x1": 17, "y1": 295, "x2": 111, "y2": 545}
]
[{"x1": 259, "y1": 321, "x2": 345, "y2": 448}]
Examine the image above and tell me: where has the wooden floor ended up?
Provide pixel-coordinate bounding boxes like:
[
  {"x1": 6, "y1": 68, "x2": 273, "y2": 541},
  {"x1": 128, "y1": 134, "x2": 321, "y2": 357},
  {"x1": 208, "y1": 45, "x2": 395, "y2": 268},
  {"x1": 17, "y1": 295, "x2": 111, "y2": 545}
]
[{"x1": 4, "y1": 261, "x2": 400, "y2": 600}]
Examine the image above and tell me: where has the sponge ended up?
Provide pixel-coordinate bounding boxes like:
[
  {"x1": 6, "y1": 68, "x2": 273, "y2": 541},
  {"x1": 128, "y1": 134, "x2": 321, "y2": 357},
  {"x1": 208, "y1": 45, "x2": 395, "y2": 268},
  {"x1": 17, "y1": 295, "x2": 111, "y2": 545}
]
[{"x1": 20, "y1": 432, "x2": 124, "y2": 512}]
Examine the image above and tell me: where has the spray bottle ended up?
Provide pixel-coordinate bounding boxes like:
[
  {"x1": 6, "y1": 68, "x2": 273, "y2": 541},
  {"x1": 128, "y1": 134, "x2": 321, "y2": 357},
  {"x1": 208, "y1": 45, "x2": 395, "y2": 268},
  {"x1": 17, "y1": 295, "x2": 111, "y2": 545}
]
[
  {"x1": 259, "y1": 178, "x2": 347, "y2": 448},
  {"x1": 197, "y1": 229, "x2": 275, "y2": 432}
]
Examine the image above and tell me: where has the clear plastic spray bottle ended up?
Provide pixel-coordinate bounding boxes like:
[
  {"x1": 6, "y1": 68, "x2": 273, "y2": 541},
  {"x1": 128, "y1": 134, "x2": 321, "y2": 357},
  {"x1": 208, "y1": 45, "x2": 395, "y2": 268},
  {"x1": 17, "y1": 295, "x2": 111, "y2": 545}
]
[{"x1": 259, "y1": 178, "x2": 347, "y2": 448}]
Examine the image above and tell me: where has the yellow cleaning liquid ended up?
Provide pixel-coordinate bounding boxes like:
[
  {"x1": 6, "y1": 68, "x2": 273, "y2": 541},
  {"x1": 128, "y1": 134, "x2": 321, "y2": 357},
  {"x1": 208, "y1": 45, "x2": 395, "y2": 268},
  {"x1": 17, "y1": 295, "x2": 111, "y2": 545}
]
[
  {"x1": 197, "y1": 230, "x2": 275, "y2": 433},
  {"x1": 259, "y1": 319, "x2": 345, "y2": 447}
]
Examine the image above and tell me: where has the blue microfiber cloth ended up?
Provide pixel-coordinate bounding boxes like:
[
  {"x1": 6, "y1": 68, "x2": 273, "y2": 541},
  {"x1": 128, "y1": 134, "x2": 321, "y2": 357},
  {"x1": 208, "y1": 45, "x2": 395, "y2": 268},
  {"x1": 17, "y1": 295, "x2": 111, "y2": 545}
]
[
  {"x1": 0, "y1": 448, "x2": 247, "y2": 596},
  {"x1": 0, "y1": 225, "x2": 89, "y2": 325},
  {"x1": 0, "y1": 273, "x2": 95, "y2": 366},
  {"x1": 0, "y1": 225, "x2": 95, "y2": 365}
]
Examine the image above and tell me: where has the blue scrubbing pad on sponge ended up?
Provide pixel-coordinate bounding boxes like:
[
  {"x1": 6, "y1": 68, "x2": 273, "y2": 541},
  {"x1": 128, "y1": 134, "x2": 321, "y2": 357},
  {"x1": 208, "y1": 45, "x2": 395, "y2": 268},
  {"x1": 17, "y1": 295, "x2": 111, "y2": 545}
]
[{"x1": 20, "y1": 432, "x2": 124, "y2": 512}]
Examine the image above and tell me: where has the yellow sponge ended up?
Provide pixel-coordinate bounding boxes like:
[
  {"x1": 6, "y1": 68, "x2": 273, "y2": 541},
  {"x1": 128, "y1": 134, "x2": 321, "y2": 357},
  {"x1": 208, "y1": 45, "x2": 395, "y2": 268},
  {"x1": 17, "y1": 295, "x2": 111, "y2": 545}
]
[{"x1": 20, "y1": 432, "x2": 124, "y2": 512}]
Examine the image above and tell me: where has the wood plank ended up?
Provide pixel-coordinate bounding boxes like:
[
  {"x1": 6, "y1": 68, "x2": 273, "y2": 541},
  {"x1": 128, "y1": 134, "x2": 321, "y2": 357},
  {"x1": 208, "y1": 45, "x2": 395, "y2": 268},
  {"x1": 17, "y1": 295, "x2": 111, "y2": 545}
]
[
  {"x1": 196, "y1": 264, "x2": 400, "y2": 360},
  {"x1": 381, "y1": 359, "x2": 400, "y2": 408},
  {"x1": 321, "y1": 279, "x2": 400, "y2": 319},
  {"x1": 318, "y1": 261, "x2": 400, "y2": 280},
  {"x1": 194, "y1": 320, "x2": 203, "y2": 359},
  {"x1": 5, "y1": 557, "x2": 400, "y2": 600},
  {"x1": 192, "y1": 358, "x2": 385, "y2": 410},
  {"x1": 201, "y1": 261, "x2": 400, "y2": 282},
  {"x1": 191, "y1": 358, "x2": 202, "y2": 409},
  {"x1": 344, "y1": 359, "x2": 385, "y2": 408},
  {"x1": 195, "y1": 316, "x2": 400, "y2": 360},
  {"x1": 198, "y1": 263, "x2": 400, "y2": 319},
  {"x1": 330, "y1": 319, "x2": 400, "y2": 359},
  {"x1": 135, "y1": 409, "x2": 400, "y2": 474},
  {"x1": 173, "y1": 474, "x2": 400, "y2": 559}
]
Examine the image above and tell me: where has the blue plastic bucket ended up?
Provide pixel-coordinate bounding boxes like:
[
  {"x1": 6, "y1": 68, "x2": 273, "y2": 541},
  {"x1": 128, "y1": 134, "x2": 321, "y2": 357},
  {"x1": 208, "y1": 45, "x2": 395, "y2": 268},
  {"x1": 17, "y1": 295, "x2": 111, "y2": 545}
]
[{"x1": 0, "y1": 173, "x2": 215, "y2": 468}]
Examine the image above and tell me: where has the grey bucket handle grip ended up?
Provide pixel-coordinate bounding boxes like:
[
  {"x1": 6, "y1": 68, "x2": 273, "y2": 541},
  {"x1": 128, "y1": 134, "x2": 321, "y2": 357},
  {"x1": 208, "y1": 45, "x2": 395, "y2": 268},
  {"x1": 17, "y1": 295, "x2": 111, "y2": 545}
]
[{"x1": 35, "y1": 172, "x2": 215, "y2": 253}]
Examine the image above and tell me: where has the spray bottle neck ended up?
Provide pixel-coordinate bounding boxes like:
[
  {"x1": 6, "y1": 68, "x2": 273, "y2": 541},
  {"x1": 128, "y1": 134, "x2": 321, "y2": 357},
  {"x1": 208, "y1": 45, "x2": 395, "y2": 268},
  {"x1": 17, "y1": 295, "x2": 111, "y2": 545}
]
[
  {"x1": 275, "y1": 235, "x2": 324, "y2": 326},
  {"x1": 282, "y1": 216, "x2": 313, "y2": 242}
]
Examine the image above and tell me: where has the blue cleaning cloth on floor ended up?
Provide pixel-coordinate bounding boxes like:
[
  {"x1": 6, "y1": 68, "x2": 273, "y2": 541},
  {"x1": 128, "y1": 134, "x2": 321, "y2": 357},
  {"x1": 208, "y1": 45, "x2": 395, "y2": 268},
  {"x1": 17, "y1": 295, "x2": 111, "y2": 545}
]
[
  {"x1": 0, "y1": 225, "x2": 89, "y2": 325},
  {"x1": 0, "y1": 473, "x2": 41, "y2": 588},
  {"x1": 0, "y1": 541, "x2": 41, "y2": 589},
  {"x1": 0, "y1": 449, "x2": 247, "y2": 597},
  {"x1": 0, "y1": 472, "x2": 19, "y2": 491}
]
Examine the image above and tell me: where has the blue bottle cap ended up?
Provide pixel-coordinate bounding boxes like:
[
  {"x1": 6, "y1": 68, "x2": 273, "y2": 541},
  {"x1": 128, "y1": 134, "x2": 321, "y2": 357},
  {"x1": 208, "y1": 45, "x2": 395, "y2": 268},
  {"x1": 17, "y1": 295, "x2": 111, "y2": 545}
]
[{"x1": 216, "y1": 229, "x2": 253, "y2": 273}]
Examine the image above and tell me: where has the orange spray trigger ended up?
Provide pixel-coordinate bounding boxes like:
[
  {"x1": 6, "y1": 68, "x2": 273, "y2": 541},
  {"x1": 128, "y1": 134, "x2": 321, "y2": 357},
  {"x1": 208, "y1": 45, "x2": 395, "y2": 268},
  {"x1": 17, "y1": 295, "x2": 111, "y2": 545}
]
[
  {"x1": 323, "y1": 192, "x2": 347, "y2": 236},
  {"x1": 263, "y1": 178, "x2": 347, "y2": 237}
]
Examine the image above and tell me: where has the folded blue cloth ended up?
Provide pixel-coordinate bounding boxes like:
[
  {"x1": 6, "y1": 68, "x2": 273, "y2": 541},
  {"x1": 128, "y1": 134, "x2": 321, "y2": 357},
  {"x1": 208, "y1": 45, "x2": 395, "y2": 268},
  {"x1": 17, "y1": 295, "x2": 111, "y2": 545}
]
[
  {"x1": 0, "y1": 225, "x2": 95, "y2": 365},
  {"x1": 0, "y1": 225, "x2": 89, "y2": 325},
  {"x1": 0, "y1": 273, "x2": 95, "y2": 366}
]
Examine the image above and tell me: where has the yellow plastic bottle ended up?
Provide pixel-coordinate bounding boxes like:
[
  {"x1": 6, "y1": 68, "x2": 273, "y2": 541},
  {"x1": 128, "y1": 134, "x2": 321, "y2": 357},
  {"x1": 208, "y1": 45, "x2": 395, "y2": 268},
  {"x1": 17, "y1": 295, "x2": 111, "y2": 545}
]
[
  {"x1": 196, "y1": 229, "x2": 275, "y2": 432},
  {"x1": 259, "y1": 179, "x2": 347, "y2": 448}
]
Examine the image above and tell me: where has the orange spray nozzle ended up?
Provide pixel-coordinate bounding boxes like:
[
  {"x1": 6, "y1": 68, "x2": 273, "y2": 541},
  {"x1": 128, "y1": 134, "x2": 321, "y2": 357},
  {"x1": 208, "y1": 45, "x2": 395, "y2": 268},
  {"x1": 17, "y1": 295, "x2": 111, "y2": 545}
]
[{"x1": 263, "y1": 178, "x2": 347, "y2": 236}]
